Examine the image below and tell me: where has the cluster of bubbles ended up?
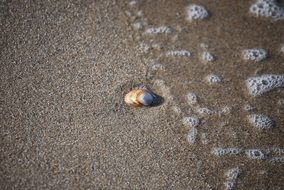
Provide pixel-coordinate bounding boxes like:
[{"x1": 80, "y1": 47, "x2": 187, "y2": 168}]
[
  {"x1": 144, "y1": 26, "x2": 172, "y2": 35},
  {"x1": 224, "y1": 167, "x2": 241, "y2": 190},
  {"x1": 250, "y1": 0, "x2": 284, "y2": 21},
  {"x1": 246, "y1": 74, "x2": 284, "y2": 96},
  {"x1": 242, "y1": 48, "x2": 267, "y2": 62},
  {"x1": 126, "y1": 1, "x2": 284, "y2": 187},
  {"x1": 247, "y1": 114, "x2": 275, "y2": 130},
  {"x1": 186, "y1": 4, "x2": 209, "y2": 21}
]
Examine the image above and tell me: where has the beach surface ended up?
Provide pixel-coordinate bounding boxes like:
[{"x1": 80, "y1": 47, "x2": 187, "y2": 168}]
[{"x1": 1, "y1": 0, "x2": 284, "y2": 189}]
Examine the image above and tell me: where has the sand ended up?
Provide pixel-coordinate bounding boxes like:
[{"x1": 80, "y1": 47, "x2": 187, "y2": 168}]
[{"x1": 1, "y1": 0, "x2": 284, "y2": 189}]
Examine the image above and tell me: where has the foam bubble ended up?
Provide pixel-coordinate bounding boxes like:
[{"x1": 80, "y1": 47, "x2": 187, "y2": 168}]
[
  {"x1": 247, "y1": 114, "x2": 275, "y2": 129},
  {"x1": 139, "y1": 42, "x2": 162, "y2": 53},
  {"x1": 243, "y1": 104, "x2": 254, "y2": 112},
  {"x1": 186, "y1": 127, "x2": 198, "y2": 144},
  {"x1": 172, "y1": 105, "x2": 182, "y2": 115},
  {"x1": 139, "y1": 42, "x2": 151, "y2": 53},
  {"x1": 200, "y1": 43, "x2": 209, "y2": 49},
  {"x1": 182, "y1": 116, "x2": 200, "y2": 128},
  {"x1": 281, "y1": 44, "x2": 284, "y2": 54},
  {"x1": 144, "y1": 26, "x2": 172, "y2": 34},
  {"x1": 206, "y1": 74, "x2": 222, "y2": 84},
  {"x1": 125, "y1": 10, "x2": 132, "y2": 17},
  {"x1": 278, "y1": 99, "x2": 284, "y2": 106},
  {"x1": 166, "y1": 50, "x2": 191, "y2": 57},
  {"x1": 224, "y1": 181, "x2": 235, "y2": 190},
  {"x1": 245, "y1": 149, "x2": 266, "y2": 160},
  {"x1": 246, "y1": 74, "x2": 284, "y2": 96},
  {"x1": 186, "y1": 92, "x2": 198, "y2": 105},
  {"x1": 186, "y1": 4, "x2": 209, "y2": 21},
  {"x1": 201, "y1": 51, "x2": 214, "y2": 62},
  {"x1": 268, "y1": 147, "x2": 284, "y2": 155},
  {"x1": 150, "y1": 62, "x2": 166, "y2": 71},
  {"x1": 242, "y1": 48, "x2": 267, "y2": 62},
  {"x1": 133, "y1": 22, "x2": 143, "y2": 30},
  {"x1": 137, "y1": 10, "x2": 143, "y2": 17},
  {"x1": 129, "y1": 0, "x2": 138, "y2": 6},
  {"x1": 197, "y1": 107, "x2": 215, "y2": 115},
  {"x1": 200, "y1": 133, "x2": 208, "y2": 144},
  {"x1": 219, "y1": 106, "x2": 232, "y2": 115},
  {"x1": 211, "y1": 148, "x2": 242, "y2": 156},
  {"x1": 224, "y1": 167, "x2": 241, "y2": 190},
  {"x1": 266, "y1": 147, "x2": 284, "y2": 155},
  {"x1": 225, "y1": 167, "x2": 241, "y2": 180},
  {"x1": 250, "y1": 0, "x2": 284, "y2": 21},
  {"x1": 269, "y1": 157, "x2": 284, "y2": 163}
]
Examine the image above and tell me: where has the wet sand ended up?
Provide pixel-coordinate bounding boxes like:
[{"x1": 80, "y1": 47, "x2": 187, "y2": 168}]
[{"x1": 1, "y1": 0, "x2": 284, "y2": 189}]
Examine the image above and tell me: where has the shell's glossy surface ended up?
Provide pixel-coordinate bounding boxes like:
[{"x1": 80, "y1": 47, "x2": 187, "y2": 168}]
[{"x1": 125, "y1": 89, "x2": 156, "y2": 107}]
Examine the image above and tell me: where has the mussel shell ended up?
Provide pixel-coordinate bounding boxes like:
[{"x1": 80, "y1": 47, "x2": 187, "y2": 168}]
[
  {"x1": 125, "y1": 89, "x2": 158, "y2": 107},
  {"x1": 137, "y1": 90, "x2": 157, "y2": 106}
]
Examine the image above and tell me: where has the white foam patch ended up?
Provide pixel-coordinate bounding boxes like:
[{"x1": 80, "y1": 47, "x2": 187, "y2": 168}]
[
  {"x1": 166, "y1": 50, "x2": 191, "y2": 57},
  {"x1": 137, "y1": 10, "x2": 143, "y2": 17},
  {"x1": 186, "y1": 92, "x2": 198, "y2": 105},
  {"x1": 201, "y1": 51, "x2": 214, "y2": 62},
  {"x1": 172, "y1": 105, "x2": 182, "y2": 115},
  {"x1": 224, "y1": 167, "x2": 241, "y2": 190},
  {"x1": 245, "y1": 149, "x2": 266, "y2": 160},
  {"x1": 219, "y1": 106, "x2": 232, "y2": 115},
  {"x1": 182, "y1": 116, "x2": 200, "y2": 128},
  {"x1": 129, "y1": 0, "x2": 138, "y2": 7},
  {"x1": 225, "y1": 167, "x2": 241, "y2": 181},
  {"x1": 267, "y1": 147, "x2": 284, "y2": 155},
  {"x1": 278, "y1": 99, "x2": 284, "y2": 106},
  {"x1": 206, "y1": 74, "x2": 222, "y2": 84},
  {"x1": 200, "y1": 133, "x2": 208, "y2": 144},
  {"x1": 150, "y1": 62, "x2": 166, "y2": 71},
  {"x1": 139, "y1": 42, "x2": 162, "y2": 53},
  {"x1": 250, "y1": 0, "x2": 284, "y2": 21},
  {"x1": 139, "y1": 42, "x2": 151, "y2": 53},
  {"x1": 200, "y1": 43, "x2": 209, "y2": 49},
  {"x1": 242, "y1": 48, "x2": 267, "y2": 62},
  {"x1": 281, "y1": 44, "x2": 284, "y2": 54},
  {"x1": 125, "y1": 10, "x2": 132, "y2": 17},
  {"x1": 144, "y1": 26, "x2": 172, "y2": 34},
  {"x1": 133, "y1": 22, "x2": 143, "y2": 30},
  {"x1": 197, "y1": 107, "x2": 215, "y2": 115},
  {"x1": 246, "y1": 74, "x2": 284, "y2": 96},
  {"x1": 247, "y1": 114, "x2": 275, "y2": 129},
  {"x1": 224, "y1": 181, "x2": 236, "y2": 190},
  {"x1": 243, "y1": 104, "x2": 254, "y2": 112},
  {"x1": 269, "y1": 157, "x2": 284, "y2": 163},
  {"x1": 186, "y1": 4, "x2": 209, "y2": 21},
  {"x1": 212, "y1": 148, "x2": 242, "y2": 156},
  {"x1": 186, "y1": 127, "x2": 198, "y2": 144}
]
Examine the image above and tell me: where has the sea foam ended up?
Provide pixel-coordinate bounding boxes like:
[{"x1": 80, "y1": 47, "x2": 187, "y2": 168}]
[
  {"x1": 144, "y1": 26, "x2": 172, "y2": 34},
  {"x1": 250, "y1": 0, "x2": 284, "y2": 21},
  {"x1": 245, "y1": 149, "x2": 266, "y2": 160},
  {"x1": 206, "y1": 74, "x2": 222, "y2": 84},
  {"x1": 211, "y1": 148, "x2": 242, "y2": 156},
  {"x1": 201, "y1": 51, "x2": 214, "y2": 62},
  {"x1": 246, "y1": 74, "x2": 284, "y2": 96},
  {"x1": 182, "y1": 116, "x2": 200, "y2": 128},
  {"x1": 186, "y1": 4, "x2": 209, "y2": 21},
  {"x1": 166, "y1": 50, "x2": 191, "y2": 57},
  {"x1": 242, "y1": 48, "x2": 267, "y2": 62},
  {"x1": 247, "y1": 114, "x2": 275, "y2": 129}
]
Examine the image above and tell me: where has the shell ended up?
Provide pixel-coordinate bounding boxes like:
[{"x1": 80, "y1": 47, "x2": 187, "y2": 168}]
[{"x1": 124, "y1": 88, "x2": 157, "y2": 107}]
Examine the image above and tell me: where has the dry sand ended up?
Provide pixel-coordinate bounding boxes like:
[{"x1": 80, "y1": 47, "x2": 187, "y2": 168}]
[{"x1": 1, "y1": 0, "x2": 284, "y2": 189}]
